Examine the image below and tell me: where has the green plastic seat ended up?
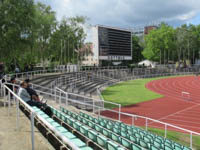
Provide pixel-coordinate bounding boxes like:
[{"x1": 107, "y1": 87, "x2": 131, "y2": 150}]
[
  {"x1": 88, "y1": 116, "x2": 94, "y2": 121},
  {"x1": 183, "y1": 147, "x2": 192, "y2": 150},
  {"x1": 80, "y1": 112, "x2": 84, "y2": 117},
  {"x1": 111, "y1": 133, "x2": 120, "y2": 143},
  {"x1": 88, "y1": 121, "x2": 95, "y2": 128},
  {"x1": 127, "y1": 129, "x2": 133, "y2": 135},
  {"x1": 84, "y1": 113, "x2": 89, "y2": 119},
  {"x1": 94, "y1": 118, "x2": 99, "y2": 124},
  {"x1": 108, "y1": 121, "x2": 113, "y2": 126},
  {"x1": 175, "y1": 146, "x2": 182, "y2": 150},
  {"x1": 120, "y1": 131, "x2": 128, "y2": 138},
  {"x1": 107, "y1": 141, "x2": 119, "y2": 150},
  {"x1": 114, "y1": 124, "x2": 120, "y2": 129},
  {"x1": 165, "y1": 145, "x2": 173, "y2": 150},
  {"x1": 102, "y1": 128, "x2": 111, "y2": 138},
  {"x1": 144, "y1": 136, "x2": 151, "y2": 143},
  {"x1": 139, "y1": 140, "x2": 148, "y2": 149},
  {"x1": 100, "y1": 121, "x2": 106, "y2": 127},
  {"x1": 121, "y1": 138, "x2": 131, "y2": 149},
  {"x1": 132, "y1": 128, "x2": 138, "y2": 133},
  {"x1": 106, "y1": 124, "x2": 113, "y2": 130},
  {"x1": 121, "y1": 127, "x2": 126, "y2": 132},
  {"x1": 62, "y1": 131, "x2": 76, "y2": 139},
  {"x1": 72, "y1": 113, "x2": 77, "y2": 119},
  {"x1": 71, "y1": 138, "x2": 86, "y2": 148},
  {"x1": 66, "y1": 118, "x2": 74, "y2": 126},
  {"x1": 151, "y1": 145, "x2": 160, "y2": 150},
  {"x1": 88, "y1": 130, "x2": 97, "y2": 142},
  {"x1": 153, "y1": 141, "x2": 162, "y2": 149},
  {"x1": 113, "y1": 128, "x2": 120, "y2": 134},
  {"x1": 139, "y1": 131, "x2": 145, "y2": 137},
  {"x1": 94, "y1": 125, "x2": 102, "y2": 132},
  {"x1": 96, "y1": 135, "x2": 108, "y2": 148},
  {"x1": 80, "y1": 126, "x2": 89, "y2": 136},
  {"x1": 126, "y1": 125, "x2": 132, "y2": 130},
  {"x1": 80, "y1": 147, "x2": 93, "y2": 150},
  {"x1": 40, "y1": 114, "x2": 50, "y2": 119},
  {"x1": 56, "y1": 126, "x2": 68, "y2": 133},
  {"x1": 55, "y1": 111, "x2": 61, "y2": 118},
  {"x1": 82, "y1": 118, "x2": 88, "y2": 125},
  {"x1": 77, "y1": 116, "x2": 82, "y2": 122},
  {"x1": 60, "y1": 113, "x2": 66, "y2": 121},
  {"x1": 132, "y1": 144, "x2": 142, "y2": 150},
  {"x1": 46, "y1": 118, "x2": 55, "y2": 123},
  {"x1": 51, "y1": 122, "x2": 60, "y2": 128},
  {"x1": 129, "y1": 135, "x2": 138, "y2": 143},
  {"x1": 73, "y1": 122, "x2": 81, "y2": 131},
  {"x1": 67, "y1": 111, "x2": 72, "y2": 116}
]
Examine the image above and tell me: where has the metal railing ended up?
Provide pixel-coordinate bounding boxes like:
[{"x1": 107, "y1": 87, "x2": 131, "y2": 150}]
[{"x1": 0, "y1": 81, "x2": 80, "y2": 150}]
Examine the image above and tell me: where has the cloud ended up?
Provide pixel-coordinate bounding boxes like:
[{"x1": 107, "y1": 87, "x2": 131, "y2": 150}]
[
  {"x1": 36, "y1": 0, "x2": 200, "y2": 27},
  {"x1": 36, "y1": 0, "x2": 200, "y2": 40}
]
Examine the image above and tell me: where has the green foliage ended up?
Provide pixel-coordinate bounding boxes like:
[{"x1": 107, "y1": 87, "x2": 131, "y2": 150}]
[
  {"x1": 143, "y1": 23, "x2": 200, "y2": 64},
  {"x1": 143, "y1": 24, "x2": 175, "y2": 63},
  {"x1": 131, "y1": 35, "x2": 144, "y2": 63},
  {"x1": 0, "y1": 0, "x2": 87, "y2": 72}
]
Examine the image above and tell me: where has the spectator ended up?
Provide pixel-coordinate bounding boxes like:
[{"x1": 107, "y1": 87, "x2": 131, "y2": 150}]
[
  {"x1": 15, "y1": 66, "x2": 20, "y2": 73},
  {"x1": 18, "y1": 81, "x2": 52, "y2": 117},
  {"x1": 24, "y1": 79, "x2": 40, "y2": 102}
]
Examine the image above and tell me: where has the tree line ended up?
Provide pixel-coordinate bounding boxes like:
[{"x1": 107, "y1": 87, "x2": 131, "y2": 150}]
[
  {"x1": 142, "y1": 23, "x2": 200, "y2": 65},
  {"x1": 0, "y1": 0, "x2": 86, "y2": 72}
]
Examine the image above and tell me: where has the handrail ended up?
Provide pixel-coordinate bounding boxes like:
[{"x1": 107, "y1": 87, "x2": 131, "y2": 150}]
[{"x1": 2, "y1": 83, "x2": 80, "y2": 150}]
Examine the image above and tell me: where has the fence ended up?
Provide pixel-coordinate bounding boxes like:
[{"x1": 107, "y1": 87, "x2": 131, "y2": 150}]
[
  {"x1": 2, "y1": 67, "x2": 200, "y2": 149},
  {"x1": 0, "y1": 80, "x2": 81, "y2": 150}
]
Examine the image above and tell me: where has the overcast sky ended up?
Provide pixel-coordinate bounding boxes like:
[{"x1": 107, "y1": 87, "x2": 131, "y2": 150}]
[
  {"x1": 36, "y1": 0, "x2": 200, "y2": 41},
  {"x1": 36, "y1": 0, "x2": 200, "y2": 27}
]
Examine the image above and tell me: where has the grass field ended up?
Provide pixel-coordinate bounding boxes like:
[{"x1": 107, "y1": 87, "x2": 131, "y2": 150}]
[
  {"x1": 102, "y1": 77, "x2": 164, "y2": 108},
  {"x1": 101, "y1": 76, "x2": 200, "y2": 149}
]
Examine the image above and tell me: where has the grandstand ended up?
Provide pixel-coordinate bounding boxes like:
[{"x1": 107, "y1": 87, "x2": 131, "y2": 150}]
[{"x1": 0, "y1": 67, "x2": 199, "y2": 150}]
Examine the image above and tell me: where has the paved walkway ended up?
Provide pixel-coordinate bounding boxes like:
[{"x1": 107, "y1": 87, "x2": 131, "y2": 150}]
[{"x1": 0, "y1": 98, "x2": 54, "y2": 150}]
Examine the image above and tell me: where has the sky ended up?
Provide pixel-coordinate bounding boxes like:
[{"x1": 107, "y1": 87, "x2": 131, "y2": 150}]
[
  {"x1": 36, "y1": 0, "x2": 200, "y2": 26},
  {"x1": 36, "y1": 0, "x2": 200, "y2": 41}
]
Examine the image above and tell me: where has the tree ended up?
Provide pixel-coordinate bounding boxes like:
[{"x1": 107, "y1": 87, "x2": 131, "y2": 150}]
[
  {"x1": 142, "y1": 24, "x2": 175, "y2": 64},
  {"x1": 48, "y1": 16, "x2": 86, "y2": 65},
  {"x1": 131, "y1": 35, "x2": 143, "y2": 63},
  {"x1": 0, "y1": 0, "x2": 35, "y2": 70}
]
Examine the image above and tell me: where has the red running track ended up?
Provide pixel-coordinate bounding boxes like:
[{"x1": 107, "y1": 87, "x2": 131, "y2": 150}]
[{"x1": 101, "y1": 76, "x2": 200, "y2": 133}]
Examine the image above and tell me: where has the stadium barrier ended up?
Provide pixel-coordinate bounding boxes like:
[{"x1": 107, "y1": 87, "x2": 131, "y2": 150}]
[
  {"x1": 2, "y1": 67, "x2": 200, "y2": 149},
  {"x1": 0, "y1": 81, "x2": 81, "y2": 150}
]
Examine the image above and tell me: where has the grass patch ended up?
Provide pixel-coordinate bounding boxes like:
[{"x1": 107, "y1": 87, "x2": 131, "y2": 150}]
[
  {"x1": 102, "y1": 77, "x2": 164, "y2": 108},
  {"x1": 102, "y1": 75, "x2": 191, "y2": 109},
  {"x1": 144, "y1": 127, "x2": 200, "y2": 150}
]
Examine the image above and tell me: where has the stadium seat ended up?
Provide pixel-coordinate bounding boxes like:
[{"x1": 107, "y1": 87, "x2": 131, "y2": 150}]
[
  {"x1": 88, "y1": 130, "x2": 98, "y2": 142},
  {"x1": 107, "y1": 141, "x2": 125, "y2": 150},
  {"x1": 121, "y1": 138, "x2": 131, "y2": 149},
  {"x1": 165, "y1": 145, "x2": 173, "y2": 150},
  {"x1": 131, "y1": 144, "x2": 142, "y2": 150},
  {"x1": 80, "y1": 125, "x2": 90, "y2": 136},
  {"x1": 32, "y1": 107, "x2": 93, "y2": 150},
  {"x1": 96, "y1": 135, "x2": 108, "y2": 148},
  {"x1": 139, "y1": 140, "x2": 149, "y2": 149},
  {"x1": 60, "y1": 107, "x2": 192, "y2": 150}
]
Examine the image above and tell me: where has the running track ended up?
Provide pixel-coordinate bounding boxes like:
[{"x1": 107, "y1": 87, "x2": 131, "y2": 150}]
[{"x1": 101, "y1": 76, "x2": 200, "y2": 133}]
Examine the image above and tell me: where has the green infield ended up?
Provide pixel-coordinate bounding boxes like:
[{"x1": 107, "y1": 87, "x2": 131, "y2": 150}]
[{"x1": 102, "y1": 77, "x2": 164, "y2": 108}]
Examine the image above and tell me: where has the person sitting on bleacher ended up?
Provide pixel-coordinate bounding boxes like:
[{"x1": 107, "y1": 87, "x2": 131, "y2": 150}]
[
  {"x1": 18, "y1": 81, "x2": 52, "y2": 117},
  {"x1": 24, "y1": 79, "x2": 41, "y2": 102}
]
